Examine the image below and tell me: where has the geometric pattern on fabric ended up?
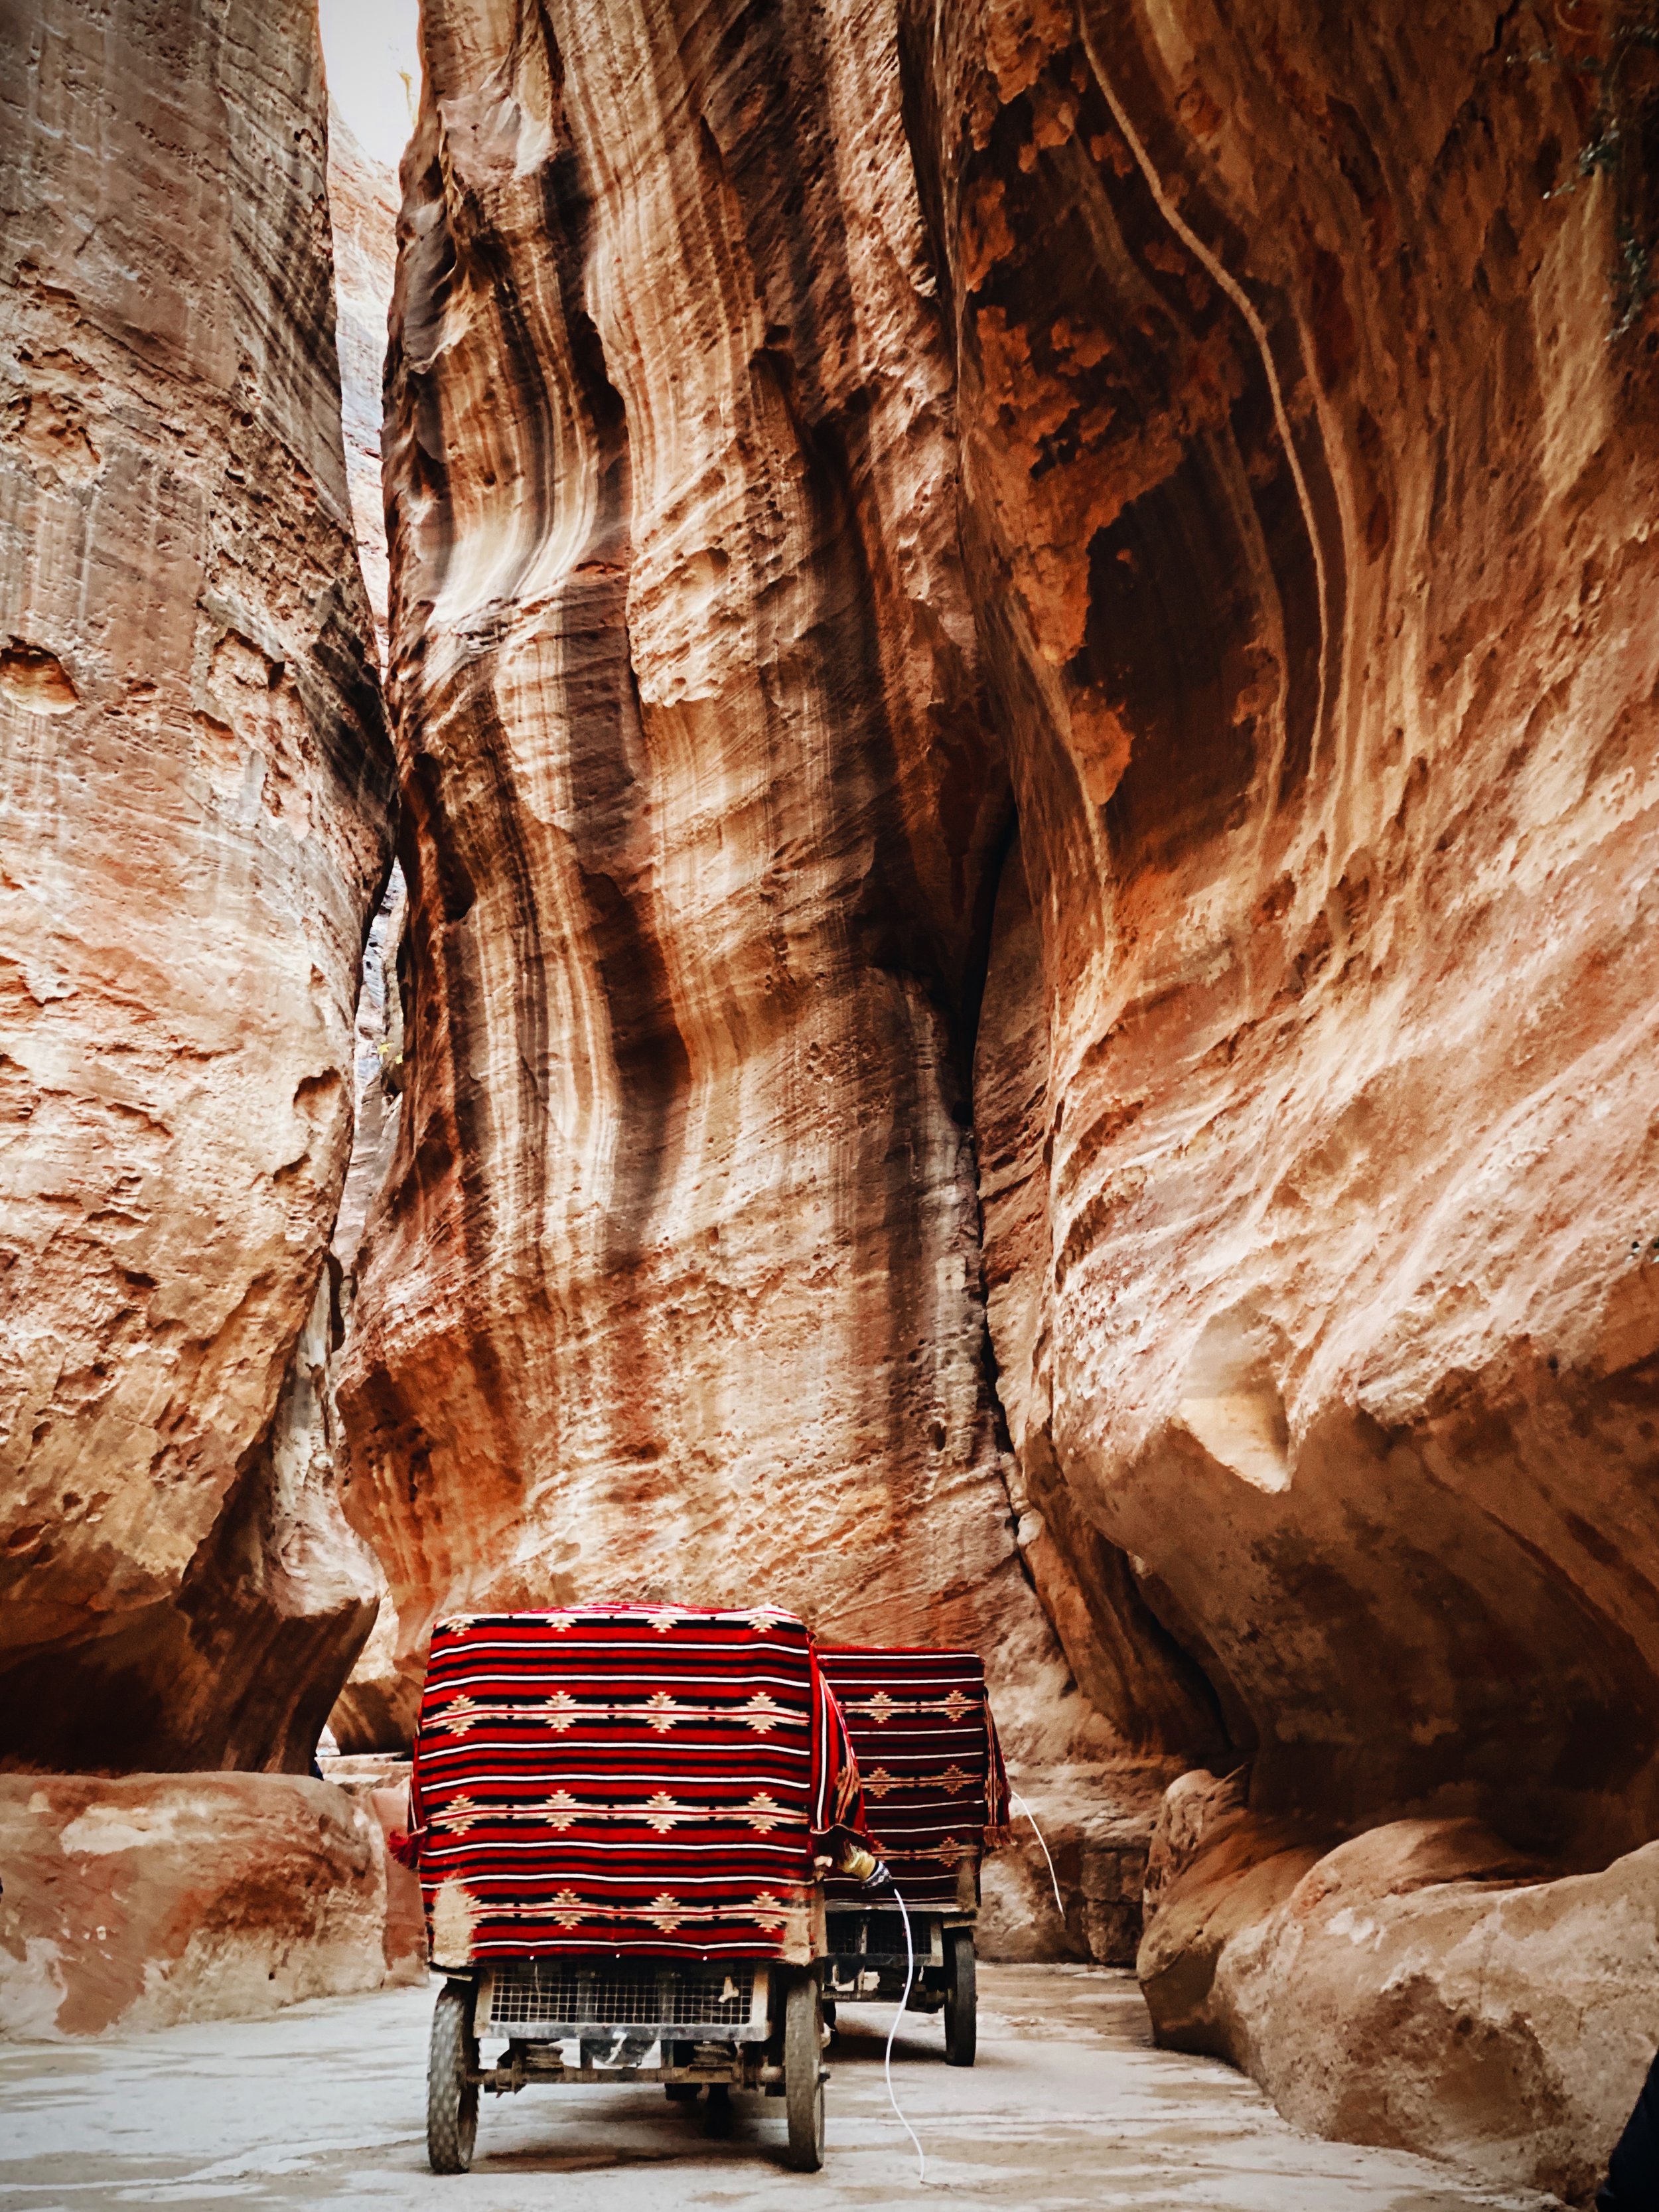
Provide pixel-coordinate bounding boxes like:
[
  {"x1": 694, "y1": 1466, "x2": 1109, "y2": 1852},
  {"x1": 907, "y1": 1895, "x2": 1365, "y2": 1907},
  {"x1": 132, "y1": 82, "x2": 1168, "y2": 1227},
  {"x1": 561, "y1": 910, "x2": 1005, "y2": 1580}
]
[
  {"x1": 817, "y1": 1645, "x2": 1010, "y2": 1911},
  {"x1": 407, "y1": 1604, "x2": 867, "y2": 1963}
]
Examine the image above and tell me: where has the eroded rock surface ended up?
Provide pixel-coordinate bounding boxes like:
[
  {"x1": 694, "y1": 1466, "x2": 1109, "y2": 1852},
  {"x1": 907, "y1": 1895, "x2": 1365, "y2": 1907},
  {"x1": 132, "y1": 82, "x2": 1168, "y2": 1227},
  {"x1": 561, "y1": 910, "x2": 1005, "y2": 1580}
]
[
  {"x1": 0, "y1": 1774, "x2": 403, "y2": 2038},
  {"x1": 919, "y1": 0, "x2": 1659, "y2": 2173},
  {"x1": 1139, "y1": 1785, "x2": 1659, "y2": 2199},
  {"x1": 979, "y1": 1762, "x2": 1173, "y2": 1965},
  {"x1": 335, "y1": 0, "x2": 1141, "y2": 1771},
  {"x1": 930, "y1": 0, "x2": 1659, "y2": 1856},
  {"x1": 0, "y1": 0, "x2": 395, "y2": 1769}
]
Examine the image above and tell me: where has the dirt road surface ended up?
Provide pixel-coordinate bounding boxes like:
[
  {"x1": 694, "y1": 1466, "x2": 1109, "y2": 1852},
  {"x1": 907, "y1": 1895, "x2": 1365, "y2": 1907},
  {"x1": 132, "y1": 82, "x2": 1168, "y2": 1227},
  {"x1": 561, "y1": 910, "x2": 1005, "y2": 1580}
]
[{"x1": 0, "y1": 1965, "x2": 1551, "y2": 2209}]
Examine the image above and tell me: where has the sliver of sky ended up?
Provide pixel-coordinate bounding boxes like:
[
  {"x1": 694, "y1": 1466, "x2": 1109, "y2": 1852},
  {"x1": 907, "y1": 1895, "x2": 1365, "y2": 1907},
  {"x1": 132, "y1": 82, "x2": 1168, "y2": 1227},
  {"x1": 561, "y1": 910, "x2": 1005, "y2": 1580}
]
[{"x1": 317, "y1": 0, "x2": 423, "y2": 169}]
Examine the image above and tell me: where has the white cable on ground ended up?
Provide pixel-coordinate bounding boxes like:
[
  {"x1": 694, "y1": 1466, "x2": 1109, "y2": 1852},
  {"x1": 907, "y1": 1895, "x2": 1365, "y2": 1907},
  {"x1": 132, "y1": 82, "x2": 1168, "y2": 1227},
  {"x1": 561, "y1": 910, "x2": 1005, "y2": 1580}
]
[
  {"x1": 866, "y1": 1866, "x2": 926, "y2": 2185},
  {"x1": 1009, "y1": 1789, "x2": 1067, "y2": 1927}
]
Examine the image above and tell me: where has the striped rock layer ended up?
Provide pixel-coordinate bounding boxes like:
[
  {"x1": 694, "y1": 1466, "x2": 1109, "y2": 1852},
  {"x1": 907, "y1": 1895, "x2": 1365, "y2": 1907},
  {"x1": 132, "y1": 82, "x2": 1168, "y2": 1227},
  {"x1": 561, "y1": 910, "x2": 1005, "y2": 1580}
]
[{"x1": 334, "y1": 0, "x2": 1124, "y2": 1769}]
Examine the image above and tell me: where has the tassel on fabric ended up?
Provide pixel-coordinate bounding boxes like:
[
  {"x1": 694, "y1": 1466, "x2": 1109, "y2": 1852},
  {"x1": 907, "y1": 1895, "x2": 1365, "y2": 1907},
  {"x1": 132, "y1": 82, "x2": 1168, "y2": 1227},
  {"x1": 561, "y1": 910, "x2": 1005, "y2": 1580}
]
[{"x1": 388, "y1": 1824, "x2": 426, "y2": 1872}]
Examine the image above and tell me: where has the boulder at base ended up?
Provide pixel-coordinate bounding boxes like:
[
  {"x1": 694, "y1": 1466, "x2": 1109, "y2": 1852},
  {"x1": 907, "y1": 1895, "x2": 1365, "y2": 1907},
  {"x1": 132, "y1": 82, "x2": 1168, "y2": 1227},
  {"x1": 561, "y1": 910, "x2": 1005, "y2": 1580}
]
[
  {"x1": 0, "y1": 1775, "x2": 404, "y2": 2037},
  {"x1": 1139, "y1": 1776, "x2": 1659, "y2": 2201}
]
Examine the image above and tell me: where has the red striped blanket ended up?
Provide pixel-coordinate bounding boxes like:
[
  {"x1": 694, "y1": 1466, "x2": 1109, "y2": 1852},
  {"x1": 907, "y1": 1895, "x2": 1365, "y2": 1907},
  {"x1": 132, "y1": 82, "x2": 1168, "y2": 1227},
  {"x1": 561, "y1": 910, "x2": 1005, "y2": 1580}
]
[
  {"x1": 818, "y1": 1645, "x2": 1010, "y2": 1912},
  {"x1": 401, "y1": 1605, "x2": 867, "y2": 1966}
]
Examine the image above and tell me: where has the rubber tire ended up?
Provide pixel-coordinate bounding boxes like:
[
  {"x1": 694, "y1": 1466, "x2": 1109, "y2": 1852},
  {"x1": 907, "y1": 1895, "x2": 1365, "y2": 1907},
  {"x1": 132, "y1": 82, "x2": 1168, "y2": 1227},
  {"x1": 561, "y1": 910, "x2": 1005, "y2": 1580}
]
[
  {"x1": 665, "y1": 2083, "x2": 699, "y2": 2103},
  {"x1": 427, "y1": 1981, "x2": 480, "y2": 2173},
  {"x1": 782, "y1": 1972, "x2": 826, "y2": 2172},
  {"x1": 703, "y1": 2083, "x2": 735, "y2": 2137},
  {"x1": 943, "y1": 1930, "x2": 977, "y2": 2067}
]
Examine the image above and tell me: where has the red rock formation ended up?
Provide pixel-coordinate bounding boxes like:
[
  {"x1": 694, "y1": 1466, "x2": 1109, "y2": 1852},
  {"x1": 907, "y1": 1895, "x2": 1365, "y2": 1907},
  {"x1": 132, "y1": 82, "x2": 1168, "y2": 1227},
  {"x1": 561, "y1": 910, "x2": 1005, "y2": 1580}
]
[
  {"x1": 979, "y1": 1769, "x2": 1165, "y2": 1964},
  {"x1": 0, "y1": 1775, "x2": 410, "y2": 2037},
  {"x1": 335, "y1": 0, "x2": 1177, "y2": 1771},
  {"x1": 904, "y1": 0, "x2": 1659, "y2": 2181},
  {"x1": 4, "y1": 0, "x2": 1646, "y2": 2161},
  {"x1": 925, "y1": 0, "x2": 1659, "y2": 1860},
  {"x1": 1139, "y1": 1783, "x2": 1659, "y2": 2199},
  {"x1": 0, "y1": 0, "x2": 395, "y2": 1770}
]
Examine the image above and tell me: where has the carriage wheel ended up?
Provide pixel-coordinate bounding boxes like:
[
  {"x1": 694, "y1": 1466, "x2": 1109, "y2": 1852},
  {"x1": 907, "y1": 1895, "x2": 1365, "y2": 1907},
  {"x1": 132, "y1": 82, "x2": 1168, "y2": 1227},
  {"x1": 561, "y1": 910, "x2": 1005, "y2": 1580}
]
[
  {"x1": 943, "y1": 1930, "x2": 977, "y2": 2067},
  {"x1": 427, "y1": 1981, "x2": 480, "y2": 2173},
  {"x1": 782, "y1": 1971, "x2": 826, "y2": 2172}
]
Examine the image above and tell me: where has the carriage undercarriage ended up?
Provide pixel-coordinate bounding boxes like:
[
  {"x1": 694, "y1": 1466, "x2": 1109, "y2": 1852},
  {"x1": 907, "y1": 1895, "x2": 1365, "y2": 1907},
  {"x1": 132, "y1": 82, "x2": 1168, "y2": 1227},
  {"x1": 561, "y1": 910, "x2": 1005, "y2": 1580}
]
[
  {"x1": 427, "y1": 1954, "x2": 830, "y2": 2173},
  {"x1": 822, "y1": 1905, "x2": 978, "y2": 2066}
]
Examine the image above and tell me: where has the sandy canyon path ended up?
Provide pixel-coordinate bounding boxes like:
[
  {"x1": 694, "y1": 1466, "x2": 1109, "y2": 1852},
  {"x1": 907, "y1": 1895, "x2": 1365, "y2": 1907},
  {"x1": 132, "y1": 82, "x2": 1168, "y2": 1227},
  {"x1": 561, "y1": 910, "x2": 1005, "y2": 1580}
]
[{"x1": 1, "y1": 1966, "x2": 1552, "y2": 2211}]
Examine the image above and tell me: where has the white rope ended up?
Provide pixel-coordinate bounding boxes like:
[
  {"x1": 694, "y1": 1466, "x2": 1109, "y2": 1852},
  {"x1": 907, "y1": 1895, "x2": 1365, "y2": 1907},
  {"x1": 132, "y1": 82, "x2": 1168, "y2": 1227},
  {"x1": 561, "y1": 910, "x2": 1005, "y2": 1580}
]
[
  {"x1": 866, "y1": 1866, "x2": 926, "y2": 2185},
  {"x1": 1009, "y1": 1789, "x2": 1067, "y2": 1927}
]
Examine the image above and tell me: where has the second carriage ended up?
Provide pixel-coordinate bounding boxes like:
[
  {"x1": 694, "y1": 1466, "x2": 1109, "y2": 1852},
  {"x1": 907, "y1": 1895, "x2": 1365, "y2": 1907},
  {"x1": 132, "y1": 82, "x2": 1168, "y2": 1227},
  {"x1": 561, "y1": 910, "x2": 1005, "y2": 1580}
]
[{"x1": 816, "y1": 1643, "x2": 1009, "y2": 2065}]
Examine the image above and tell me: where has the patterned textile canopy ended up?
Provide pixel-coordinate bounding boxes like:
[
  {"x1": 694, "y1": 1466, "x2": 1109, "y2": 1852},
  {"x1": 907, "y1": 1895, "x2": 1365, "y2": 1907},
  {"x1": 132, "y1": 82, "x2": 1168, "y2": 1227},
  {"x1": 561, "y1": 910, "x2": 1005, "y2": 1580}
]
[
  {"x1": 397, "y1": 1604, "x2": 868, "y2": 1966},
  {"x1": 817, "y1": 1645, "x2": 1011, "y2": 1912}
]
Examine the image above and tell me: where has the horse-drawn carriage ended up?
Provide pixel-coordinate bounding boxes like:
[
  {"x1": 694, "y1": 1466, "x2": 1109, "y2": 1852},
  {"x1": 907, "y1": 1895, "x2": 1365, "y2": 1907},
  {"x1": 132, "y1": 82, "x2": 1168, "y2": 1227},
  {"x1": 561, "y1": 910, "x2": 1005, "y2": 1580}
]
[
  {"x1": 394, "y1": 1603, "x2": 874, "y2": 2174},
  {"x1": 816, "y1": 1645, "x2": 1009, "y2": 2065}
]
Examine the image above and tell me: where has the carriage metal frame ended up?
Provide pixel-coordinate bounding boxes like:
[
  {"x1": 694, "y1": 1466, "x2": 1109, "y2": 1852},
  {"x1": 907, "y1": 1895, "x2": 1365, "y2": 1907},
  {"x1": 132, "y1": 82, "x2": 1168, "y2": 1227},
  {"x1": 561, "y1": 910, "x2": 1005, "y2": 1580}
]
[
  {"x1": 821, "y1": 1862, "x2": 979, "y2": 2066},
  {"x1": 409, "y1": 1603, "x2": 882, "y2": 2175},
  {"x1": 427, "y1": 1949, "x2": 831, "y2": 2172}
]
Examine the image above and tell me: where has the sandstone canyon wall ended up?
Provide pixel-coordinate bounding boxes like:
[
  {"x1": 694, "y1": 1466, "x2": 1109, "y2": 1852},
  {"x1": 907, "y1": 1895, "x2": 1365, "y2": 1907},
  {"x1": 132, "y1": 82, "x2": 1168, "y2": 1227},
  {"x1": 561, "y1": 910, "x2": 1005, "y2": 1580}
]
[
  {"x1": 928, "y1": 0, "x2": 1659, "y2": 1876},
  {"x1": 903, "y1": 0, "x2": 1659, "y2": 2186},
  {"x1": 3, "y1": 0, "x2": 1652, "y2": 2175},
  {"x1": 334, "y1": 0, "x2": 1209, "y2": 1780},
  {"x1": 0, "y1": 0, "x2": 396, "y2": 1771}
]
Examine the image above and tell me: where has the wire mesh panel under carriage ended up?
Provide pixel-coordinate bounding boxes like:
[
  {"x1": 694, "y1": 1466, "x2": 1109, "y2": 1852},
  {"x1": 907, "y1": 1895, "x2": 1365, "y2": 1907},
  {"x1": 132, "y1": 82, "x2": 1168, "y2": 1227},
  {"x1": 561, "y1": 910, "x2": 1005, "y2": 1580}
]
[{"x1": 479, "y1": 1958, "x2": 771, "y2": 2041}]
